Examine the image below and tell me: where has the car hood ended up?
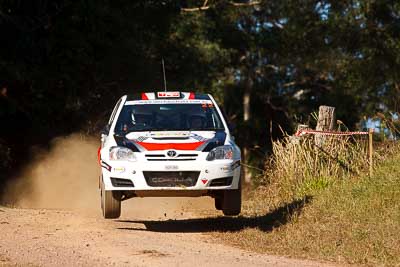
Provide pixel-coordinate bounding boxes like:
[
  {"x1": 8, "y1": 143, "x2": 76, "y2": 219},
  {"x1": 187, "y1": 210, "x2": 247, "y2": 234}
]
[{"x1": 117, "y1": 130, "x2": 227, "y2": 151}]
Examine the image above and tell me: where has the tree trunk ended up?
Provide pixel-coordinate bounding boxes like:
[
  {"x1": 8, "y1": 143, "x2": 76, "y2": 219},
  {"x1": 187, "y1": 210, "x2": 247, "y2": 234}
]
[
  {"x1": 243, "y1": 89, "x2": 250, "y2": 121},
  {"x1": 243, "y1": 76, "x2": 253, "y2": 183},
  {"x1": 315, "y1": 105, "x2": 336, "y2": 147}
]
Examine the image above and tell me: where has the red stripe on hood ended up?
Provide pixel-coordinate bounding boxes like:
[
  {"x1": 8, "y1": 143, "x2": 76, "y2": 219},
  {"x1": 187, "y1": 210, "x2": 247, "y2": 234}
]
[{"x1": 136, "y1": 141, "x2": 205, "y2": 151}]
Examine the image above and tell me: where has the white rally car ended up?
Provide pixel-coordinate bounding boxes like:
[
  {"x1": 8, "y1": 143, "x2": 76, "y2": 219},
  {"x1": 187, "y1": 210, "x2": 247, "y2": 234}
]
[{"x1": 99, "y1": 91, "x2": 241, "y2": 218}]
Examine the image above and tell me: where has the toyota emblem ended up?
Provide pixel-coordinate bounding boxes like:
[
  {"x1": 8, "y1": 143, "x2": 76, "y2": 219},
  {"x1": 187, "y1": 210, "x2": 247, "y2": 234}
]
[{"x1": 167, "y1": 150, "x2": 177, "y2": 157}]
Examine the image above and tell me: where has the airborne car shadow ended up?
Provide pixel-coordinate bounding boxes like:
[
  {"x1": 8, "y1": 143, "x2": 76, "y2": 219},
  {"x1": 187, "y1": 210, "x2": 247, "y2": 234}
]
[{"x1": 116, "y1": 196, "x2": 312, "y2": 233}]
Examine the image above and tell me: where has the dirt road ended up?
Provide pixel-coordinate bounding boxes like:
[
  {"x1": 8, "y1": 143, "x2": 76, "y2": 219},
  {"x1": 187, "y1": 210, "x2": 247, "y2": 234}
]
[
  {"x1": 0, "y1": 135, "x2": 339, "y2": 266},
  {"x1": 0, "y1": 198, "x2": 339, "y2": 267}
]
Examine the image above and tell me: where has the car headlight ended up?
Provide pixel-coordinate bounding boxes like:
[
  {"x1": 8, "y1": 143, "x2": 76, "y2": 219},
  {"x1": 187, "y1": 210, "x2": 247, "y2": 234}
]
[
  {"x1": 109, "y1": 146, "x2": 136, "y2": 161},
  {"x1": 206, "y1": 145, "x2": 233, "y2": 161}
]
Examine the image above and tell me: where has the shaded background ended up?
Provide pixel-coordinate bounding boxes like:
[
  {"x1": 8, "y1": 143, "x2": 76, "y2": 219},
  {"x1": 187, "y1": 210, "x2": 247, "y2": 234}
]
[{"x1": 1, "y1": 0, "x2": 399, "y2": 191}]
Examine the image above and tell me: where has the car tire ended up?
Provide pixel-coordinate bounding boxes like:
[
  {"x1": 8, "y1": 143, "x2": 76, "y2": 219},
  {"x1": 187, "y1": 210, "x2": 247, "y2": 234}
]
[
  {"x1": 101, "y1": 177, "x2": 121, "y2": 219},
  {"x1": 214, "y1": 197, "x2": 223, "y2": 210},
  {"x1": 222, "y1": 177, "x2": 241, "y2": 216}
]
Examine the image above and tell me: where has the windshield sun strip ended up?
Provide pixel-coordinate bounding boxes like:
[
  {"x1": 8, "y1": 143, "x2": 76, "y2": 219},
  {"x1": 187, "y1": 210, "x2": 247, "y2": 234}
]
[{"x1": 124, "y1": 100, "x2": 213, "y2": 105}]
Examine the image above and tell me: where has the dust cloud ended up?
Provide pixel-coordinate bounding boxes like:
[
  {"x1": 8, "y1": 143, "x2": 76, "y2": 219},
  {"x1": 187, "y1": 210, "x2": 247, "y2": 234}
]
[
  {"x1": 3, "y1": 133, "x2": 214, "y2": 218},
  {"x1": 4, "y1": 134, "x2": 100, "y2": 211}
]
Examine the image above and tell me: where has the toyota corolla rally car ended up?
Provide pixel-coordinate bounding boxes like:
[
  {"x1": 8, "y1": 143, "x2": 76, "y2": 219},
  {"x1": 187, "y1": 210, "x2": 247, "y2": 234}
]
[{"x1": 98, "y1": 91, "x2": 241, "y2": 218}]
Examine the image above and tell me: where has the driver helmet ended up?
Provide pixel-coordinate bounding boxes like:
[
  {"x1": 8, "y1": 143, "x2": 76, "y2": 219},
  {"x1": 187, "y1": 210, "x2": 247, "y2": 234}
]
[
  {"x1": 131, "y1": 107, "x2": 152, "y2": 125},
  {"x1": 189, "y1": 114, "x2": 206, "y2": 129}
]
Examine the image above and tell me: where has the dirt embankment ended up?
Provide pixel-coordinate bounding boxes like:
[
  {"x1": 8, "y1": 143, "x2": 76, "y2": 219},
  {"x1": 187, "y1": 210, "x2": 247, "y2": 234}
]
[{"x1": 0, "y1": 134, "x2": 339, "y2": 267}]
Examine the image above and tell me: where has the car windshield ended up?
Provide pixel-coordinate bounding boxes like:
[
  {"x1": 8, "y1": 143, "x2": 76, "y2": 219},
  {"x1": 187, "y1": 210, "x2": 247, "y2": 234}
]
[{"x1": 114, "y1": 103, "x2": 225, "y2": 133}]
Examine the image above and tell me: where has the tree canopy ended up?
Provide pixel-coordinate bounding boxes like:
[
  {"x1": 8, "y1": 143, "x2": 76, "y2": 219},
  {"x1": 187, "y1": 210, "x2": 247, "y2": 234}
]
[{"x1": 1, "y1": 0, "x2": 399, "y2": 183}]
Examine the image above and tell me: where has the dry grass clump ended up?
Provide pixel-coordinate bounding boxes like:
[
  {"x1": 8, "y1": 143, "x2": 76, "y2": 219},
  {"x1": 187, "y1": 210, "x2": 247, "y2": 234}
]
[
  {"x1": 262, "y1": 134, "x2": 369, "y2": 201},
  {"x1": 214, "y1": 139, "x2": 400, "y2": 266}
]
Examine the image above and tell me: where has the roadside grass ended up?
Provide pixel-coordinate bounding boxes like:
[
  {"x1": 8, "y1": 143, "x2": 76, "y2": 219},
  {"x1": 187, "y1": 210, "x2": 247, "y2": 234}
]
[{"x1": 213, "y1": 140, "x2": 400, "y2": 266}]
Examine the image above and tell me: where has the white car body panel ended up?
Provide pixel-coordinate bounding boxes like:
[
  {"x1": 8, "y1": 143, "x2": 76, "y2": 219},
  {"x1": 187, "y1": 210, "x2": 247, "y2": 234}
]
[{"x1": 99, "y1": 92, "x2": 241, "y2": 197}]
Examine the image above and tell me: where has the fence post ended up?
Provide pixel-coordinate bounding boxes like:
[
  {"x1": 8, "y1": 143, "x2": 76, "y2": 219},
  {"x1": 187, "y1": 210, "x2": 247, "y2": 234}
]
[
  {"x1": 315, "y1": 105, "x2": 336, "y2": 147},
  {"x1": 368, "y1": 128, "x2": 374, "y2": 176}
]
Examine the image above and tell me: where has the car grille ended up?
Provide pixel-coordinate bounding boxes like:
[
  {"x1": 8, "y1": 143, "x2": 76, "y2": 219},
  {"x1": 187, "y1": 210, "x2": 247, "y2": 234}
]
[
  {"x1": 209, "y1": 177, "x2": 233, "y2": 187},
  {"x1": 145, "y1": 153, "x2": 198, "y2": 161},
  {"x1": 143, "y1": 171, "x2": 200, "y2": 187}
]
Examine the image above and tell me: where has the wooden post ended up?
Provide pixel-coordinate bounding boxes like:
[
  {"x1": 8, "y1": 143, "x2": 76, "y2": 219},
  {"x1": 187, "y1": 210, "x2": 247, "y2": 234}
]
[
  {"x1": 297, "y1": 124, "x2": 309, "y2": 132},
  {"x1": 368, "y1": 128, "x2": 374, "y2": 176},
  {"x1": 315, "y1": 106, "x2": 336, "y2": 147},
  {"x1": 243, "y1": 72, "x2": 253, "y2": 183}
]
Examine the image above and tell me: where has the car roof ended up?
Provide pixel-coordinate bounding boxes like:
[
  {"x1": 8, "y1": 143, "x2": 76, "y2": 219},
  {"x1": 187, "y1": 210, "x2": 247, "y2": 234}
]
[{"x1": 125, "y1": 92, "x2": 211, "y2": 101}]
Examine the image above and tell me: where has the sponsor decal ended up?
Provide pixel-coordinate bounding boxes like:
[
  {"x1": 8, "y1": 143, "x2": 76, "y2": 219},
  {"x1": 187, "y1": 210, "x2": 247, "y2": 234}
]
[
  {"x1": 152, "y1": 177, "x2": 192, "y2": 183},
  {"x1": 150, "y1": 131, "x2": 190, "y2": 137},
  {"x1": 157, "y1": 91, "x2": 181, "y2": 98},
  {"x1": 201, "y1": 179, "x2": 208, "y2": 185},
  {"x1": 125, "y1": 99, "x2": 213, "y2": 105},
  {"x1": 135, "y1": 136, "x2": 149, "y2": 142},
  {"x1": 165, "y1": 165, "x2": 179, "y2": 170},
  {"x1": 113, "y1": 167, "x2": 125, "y2": 173}
]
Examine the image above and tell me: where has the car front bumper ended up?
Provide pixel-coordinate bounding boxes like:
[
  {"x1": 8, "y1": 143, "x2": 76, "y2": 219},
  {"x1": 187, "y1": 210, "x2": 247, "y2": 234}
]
[{"x1": 100, "y1": 158, "x2": 241, "y2": 192}]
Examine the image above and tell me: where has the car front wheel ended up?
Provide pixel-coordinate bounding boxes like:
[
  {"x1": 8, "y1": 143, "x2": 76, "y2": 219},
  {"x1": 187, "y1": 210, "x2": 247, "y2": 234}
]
[
  {"x1": 101, "y1": 177, "x2": 121, "y2": 219},
  {"x1": 214, "y1": 197, "x2": 223, "y2": 210},
  {"x1": 222, "y1": 178, "x2": 241, "y2": 216}
]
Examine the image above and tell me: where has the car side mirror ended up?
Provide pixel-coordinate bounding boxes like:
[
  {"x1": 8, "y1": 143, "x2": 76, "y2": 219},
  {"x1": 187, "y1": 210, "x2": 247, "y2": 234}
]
[
  {"x1": 228, "y1": 123, "x2": 236, "y2": 141},
  {"x1": 228, "y1": 123, "x2": 235, "y2": 132},
  {"x1": 101, "y1": 124, "x2": 110, "y2": 135}
]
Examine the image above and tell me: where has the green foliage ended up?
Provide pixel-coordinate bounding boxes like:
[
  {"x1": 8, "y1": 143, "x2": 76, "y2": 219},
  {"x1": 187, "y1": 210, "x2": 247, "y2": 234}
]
[
  {"x1": 297, "y1": 176, "x2": 331, "y2": 197},
  {"x1": 1, "y1": 0, "x2": 400, "y2": 184}
]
